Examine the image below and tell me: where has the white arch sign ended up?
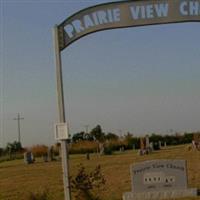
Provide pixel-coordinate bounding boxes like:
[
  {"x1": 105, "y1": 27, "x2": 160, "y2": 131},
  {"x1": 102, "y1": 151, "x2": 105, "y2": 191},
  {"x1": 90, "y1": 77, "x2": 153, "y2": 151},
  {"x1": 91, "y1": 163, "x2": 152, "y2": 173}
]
[{"x1": 57, "y1": 0, "x2": 200, "y2": 50}]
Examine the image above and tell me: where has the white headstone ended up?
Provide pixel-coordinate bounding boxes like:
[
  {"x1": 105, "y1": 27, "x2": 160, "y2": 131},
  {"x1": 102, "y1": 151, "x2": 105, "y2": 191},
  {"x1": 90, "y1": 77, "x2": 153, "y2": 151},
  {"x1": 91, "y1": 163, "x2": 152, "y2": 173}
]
[
  {"x1": 145, "y1": 135, "x2": 150, "y2": 148},
  {"x1": 158, "y1": 141, "x2": 162, "y2": 149}
]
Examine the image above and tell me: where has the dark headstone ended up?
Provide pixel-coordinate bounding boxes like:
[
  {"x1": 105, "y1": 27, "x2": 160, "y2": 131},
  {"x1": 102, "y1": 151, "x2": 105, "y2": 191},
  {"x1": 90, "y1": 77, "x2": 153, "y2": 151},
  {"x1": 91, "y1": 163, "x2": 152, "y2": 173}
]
[
  {"x1": 48, "y1": 146, "x2": 54, "y2": 161},
  {"x1": 86, "y1": 153, "x2": 90, "y2": 160},
  {"x1": 24, "y1": 151, "x2": 34, "y2": 164},
  {"x1": 43, "y1": 153, "x2": 48, "y2": 162}
]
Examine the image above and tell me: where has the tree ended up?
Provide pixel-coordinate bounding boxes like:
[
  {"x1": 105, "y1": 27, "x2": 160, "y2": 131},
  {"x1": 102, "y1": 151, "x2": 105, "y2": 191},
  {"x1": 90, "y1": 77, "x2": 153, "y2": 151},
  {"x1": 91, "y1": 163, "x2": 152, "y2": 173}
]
[
  {"x1": 124, "y1": 133, "x2": 140, "y2": 149},
  {"x1": 6, "y1": 141, "x2": 22, "y2": 153},
  {"x1": 72, "y1": 132, "x2": 94, "y2": 143},
  {"x1": 183, "y1": 133, "x2": 193, "y2": 144},
  {"x1": 90, "y1": 125, "x2": 105, "y2": 142},
  {"x1": 72, "y1": 132, "x2": 85, "y2": 142},
  {"x1": 105, "y1": 133, "x2": 119, "y2": 141},
  {"x1": 149, "y1": 134, "x2": 163, "y2": 143},
  {"x1": 84, "y1": 133, "x2": 94, "y2": 141}
]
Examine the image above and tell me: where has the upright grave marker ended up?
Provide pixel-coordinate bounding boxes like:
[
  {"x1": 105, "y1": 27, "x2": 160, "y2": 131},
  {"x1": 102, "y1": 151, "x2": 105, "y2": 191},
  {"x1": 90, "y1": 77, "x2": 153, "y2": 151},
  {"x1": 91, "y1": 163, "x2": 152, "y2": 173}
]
[
  {"x1": 123, "y1": 160, "x2": 197, "y2": 200},
  {"x1": 145, "y1": 135, "x2": 150, "y2": 149},
  {"x1": 139, "y1": 135, "x2": 152, "y2": 155},
  {"x1": 193, "y1": 133, "x2": 200, "y2": 150},
  {"x1": 24, "y1": 151, "x2": 34, "y2": 164},
  {"x1": 159, "y1": 141, "x2": 162, "y2": 149}
]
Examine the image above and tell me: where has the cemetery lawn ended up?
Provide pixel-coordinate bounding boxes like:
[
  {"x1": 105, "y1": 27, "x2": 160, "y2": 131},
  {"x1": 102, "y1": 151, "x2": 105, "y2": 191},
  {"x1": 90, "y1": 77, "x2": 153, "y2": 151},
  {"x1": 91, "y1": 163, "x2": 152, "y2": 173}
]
[{"x1": 0, "y1": 145, "x2": 199, "y2": 200}]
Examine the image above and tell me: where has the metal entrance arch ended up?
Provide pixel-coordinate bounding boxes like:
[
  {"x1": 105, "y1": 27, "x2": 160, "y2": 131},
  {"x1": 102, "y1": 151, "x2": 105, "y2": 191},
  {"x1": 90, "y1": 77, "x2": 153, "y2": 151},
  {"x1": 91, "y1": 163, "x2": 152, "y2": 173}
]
[{"x1": 53, "y1": 1, "x2": 200, "y2": 200}]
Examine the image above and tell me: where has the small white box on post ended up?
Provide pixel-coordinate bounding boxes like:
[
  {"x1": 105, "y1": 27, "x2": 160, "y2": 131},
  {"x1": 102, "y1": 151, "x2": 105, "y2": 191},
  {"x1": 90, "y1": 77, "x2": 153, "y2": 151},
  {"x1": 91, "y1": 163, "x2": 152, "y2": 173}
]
[{"x1": 54, "y1": 123, "x2": 69, "y2": 140}]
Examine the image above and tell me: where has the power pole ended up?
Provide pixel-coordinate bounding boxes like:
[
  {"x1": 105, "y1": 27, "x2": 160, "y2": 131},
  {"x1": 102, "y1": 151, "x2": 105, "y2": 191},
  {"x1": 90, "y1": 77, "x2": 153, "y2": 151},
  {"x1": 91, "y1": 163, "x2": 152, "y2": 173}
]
[
  {"x1": 13, "y1": 113, "x2": 24, "y2": 143},
  {"x1": 84, "y1": 125, "x2": 89, "y2": 134}
]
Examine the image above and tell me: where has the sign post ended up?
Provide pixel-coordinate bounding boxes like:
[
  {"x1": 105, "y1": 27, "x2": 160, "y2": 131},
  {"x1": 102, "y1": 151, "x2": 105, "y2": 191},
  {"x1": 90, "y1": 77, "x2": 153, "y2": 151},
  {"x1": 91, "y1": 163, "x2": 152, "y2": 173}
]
[{"x1": 53, "y1": 25, "x2": 71, "y2": 200}]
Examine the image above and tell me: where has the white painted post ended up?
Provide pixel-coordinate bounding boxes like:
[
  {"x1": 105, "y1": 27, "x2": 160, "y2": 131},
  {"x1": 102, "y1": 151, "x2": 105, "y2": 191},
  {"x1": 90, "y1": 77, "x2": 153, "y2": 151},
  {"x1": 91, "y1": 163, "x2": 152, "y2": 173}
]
[{"x1": 53, "y1": 25, "x2": 71, "y2": 200}]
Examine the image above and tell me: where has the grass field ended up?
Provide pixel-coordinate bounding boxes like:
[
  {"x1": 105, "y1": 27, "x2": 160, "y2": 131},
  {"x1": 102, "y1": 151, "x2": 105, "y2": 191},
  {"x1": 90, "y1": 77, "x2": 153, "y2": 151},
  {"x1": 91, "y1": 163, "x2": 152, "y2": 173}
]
[{"x1": 0, "y1": 145, "x2": 199, "y2": 200}]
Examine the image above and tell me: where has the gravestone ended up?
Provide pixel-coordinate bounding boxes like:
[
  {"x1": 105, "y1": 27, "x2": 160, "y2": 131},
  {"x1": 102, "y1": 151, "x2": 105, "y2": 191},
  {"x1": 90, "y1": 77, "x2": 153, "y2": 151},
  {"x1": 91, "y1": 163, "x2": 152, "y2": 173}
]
[
  {"x1": 140, "y1": 138, "x2": 145, "y2": 150},
  {"x1": 99, "y1": 143, "x2": 105, "y2": 155},
  {"x1": 139, "y1": 136, "x2": 152, "y2": 155},
  {"x1": 24, "y1": 151, "x2": 34, "y2": 164},
  {"x1": 48, "y1": 146, "x2": 54, "y2": 161},
  {"x1": 145, "y1": 135, "x2": 150, "y2": 149},
  {"x1": 120, "y1": 146, "x2": 125, "y2": 152},
  {"x1": 138, "y1": 138, "x2": 145, "y2": 155},
  {"x1": 149, "y1": 142, "x2": 154, "y2": 151},
  {"x1": 43, "y1": 153, "x2": 48, "y2": 162},
  {"x1": 123, "y1": 160, "x2": 197, "y2": 200},
  {"x1": 193, "y1": 133, "x2": 200, "y2": 150},
  {"x1": 86, "y1": 152, "x2": 90, "y2": 160},
  {"x1": 158, "y1": 141, "x2": 162, "y2": 149}
]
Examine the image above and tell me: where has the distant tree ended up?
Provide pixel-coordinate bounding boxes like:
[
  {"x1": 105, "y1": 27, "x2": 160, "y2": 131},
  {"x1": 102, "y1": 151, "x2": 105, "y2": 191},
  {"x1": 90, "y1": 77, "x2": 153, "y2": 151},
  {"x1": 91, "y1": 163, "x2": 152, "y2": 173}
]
[
  {"x1": 5, "y1": 141, "x2": 22, "y2": 159},
  {"x1": 13, "y1": 141, "x2": 22, "y2": 151},
  {"x1": 105, "y1": 133, "x2": 119, "y2": 141},
  {"x1": 0, "y1": 148, "x2": 3, "y2": 157},
  {"x1": 90, "y1": 125, "x2": 105, "y2": 142},
  {"x1": 72, "y1": 132, "x2": 94, "y2": 142},
  {"x1": 84, "y1": 133, "x2": 94, "y2": 141},
  {"x1": 183, "y1": 133, "x2": 193, "y2": 144},
  {"x1": 124, "y1": 133, "x2": 140, "y2": 149},
  {"x1": 124, "y1": 132, "x2": 133, "y2": 140},
  {"x1": 6, "y1": 141, "x2": 22, "y2": 153},
  {"x1": 149, "y1": 134, "x2": 163, "y2": 143},
  {"x1": 72, "y1": 132, "x2": 85, "y2": 142}
]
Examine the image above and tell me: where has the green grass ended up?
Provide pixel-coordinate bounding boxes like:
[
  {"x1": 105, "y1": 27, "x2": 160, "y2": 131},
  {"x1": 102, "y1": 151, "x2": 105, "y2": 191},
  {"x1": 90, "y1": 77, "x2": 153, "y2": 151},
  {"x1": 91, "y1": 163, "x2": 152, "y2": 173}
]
[{"x1": 0, "y1": 145, "x2": 199, "y2": 200}]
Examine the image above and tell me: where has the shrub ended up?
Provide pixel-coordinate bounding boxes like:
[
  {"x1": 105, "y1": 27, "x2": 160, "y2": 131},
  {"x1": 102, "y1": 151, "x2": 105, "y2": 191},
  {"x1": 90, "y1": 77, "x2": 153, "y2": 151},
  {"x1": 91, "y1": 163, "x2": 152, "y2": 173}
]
[
  {"x1": 28, "y1": 189, "x2": 50, "y2": 200},
  {"x1": 71, "y1": 164, "x2": 105, "y2": 200},
  {"x1": 103, "y1": 146, "x2": 112, "y2": 155},
  {"x1": 106, "y1": 140, "x2": 122, "y2": 151},
  {"x1": 70, "y1": 141, "x2": 99, "y2": 154}
]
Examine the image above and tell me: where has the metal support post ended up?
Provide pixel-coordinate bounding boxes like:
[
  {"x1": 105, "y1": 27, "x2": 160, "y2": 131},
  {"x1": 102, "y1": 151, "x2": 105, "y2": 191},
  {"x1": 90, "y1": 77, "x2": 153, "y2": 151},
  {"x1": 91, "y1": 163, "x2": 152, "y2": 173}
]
[{"x1": 53, "y1": 25, "x2": 71, "y2": 200}]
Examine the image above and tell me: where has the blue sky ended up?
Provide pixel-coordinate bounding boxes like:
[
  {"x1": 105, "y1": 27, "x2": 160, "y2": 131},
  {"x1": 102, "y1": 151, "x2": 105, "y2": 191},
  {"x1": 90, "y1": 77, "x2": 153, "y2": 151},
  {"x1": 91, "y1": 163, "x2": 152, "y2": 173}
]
[{"x1": 1, "y1": 0, "x2": 200, "y2": 147}]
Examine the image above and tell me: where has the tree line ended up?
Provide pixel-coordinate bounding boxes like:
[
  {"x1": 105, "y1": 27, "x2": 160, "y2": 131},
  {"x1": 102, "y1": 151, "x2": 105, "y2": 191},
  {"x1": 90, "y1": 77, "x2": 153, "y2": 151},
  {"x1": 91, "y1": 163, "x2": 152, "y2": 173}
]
[
  {"x1": 72, "y1": 124, "x2": 195, "y2": 148},
  {"x1": 0, "y1": 125, "x2": 196, "y2": 159}
]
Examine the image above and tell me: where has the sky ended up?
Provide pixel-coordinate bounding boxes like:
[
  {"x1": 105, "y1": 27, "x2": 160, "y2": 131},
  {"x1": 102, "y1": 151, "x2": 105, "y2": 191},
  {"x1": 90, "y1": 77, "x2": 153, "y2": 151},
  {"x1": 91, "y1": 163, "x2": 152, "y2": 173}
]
[{"x1": 0, "y1": 0, "x2": 200, "y2": 147}]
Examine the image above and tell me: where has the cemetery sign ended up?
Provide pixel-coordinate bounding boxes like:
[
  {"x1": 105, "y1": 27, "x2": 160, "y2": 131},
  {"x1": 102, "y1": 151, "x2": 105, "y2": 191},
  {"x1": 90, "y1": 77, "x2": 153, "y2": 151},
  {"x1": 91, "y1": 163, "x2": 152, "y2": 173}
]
[
  {"x1": 123, "y1": 160, "x2": 197, "y2": 200},
  {"x1": 57, "y1": 0, "x2": 200, "y2": 50},
  {"x1": 131, "y1": 160, "x2": 187, "y2": 192}
]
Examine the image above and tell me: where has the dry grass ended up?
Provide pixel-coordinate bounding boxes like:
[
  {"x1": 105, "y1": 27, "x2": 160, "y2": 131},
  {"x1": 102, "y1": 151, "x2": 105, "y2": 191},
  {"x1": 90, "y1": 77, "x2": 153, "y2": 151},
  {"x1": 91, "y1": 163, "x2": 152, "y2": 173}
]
[
  {"x1": 70, "y1": 141, "x2": 99, "y2": 154},
  {"x1": 0, "y1": 145, "x2": 199, "y2": 200},
  {"x1": 30, "y1": 145, "x2": 48, "y2": 157}
]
